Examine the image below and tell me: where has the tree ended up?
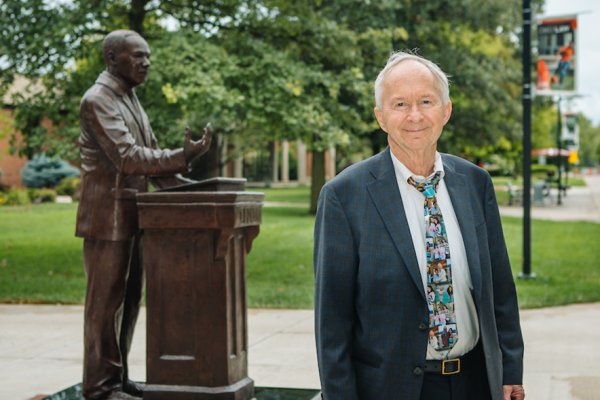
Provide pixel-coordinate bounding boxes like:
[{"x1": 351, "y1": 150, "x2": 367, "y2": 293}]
[
  {"x1": 531, "y1": 97, "x2": 558, "y2": 150},
  {"x1": 1, "y1": 0, "x2": 372, "y2": 209},
  {"x1": 218, "y1": 1, "x2": 374, "y2": 212},
  {"x1": 1, "y1": 0, "x2": 547, "y2": 212},
  {"x1": 577, "y1": 115, "x2": 600, "y2": 167}
]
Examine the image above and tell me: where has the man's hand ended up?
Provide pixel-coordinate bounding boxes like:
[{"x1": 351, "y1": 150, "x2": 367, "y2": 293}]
[
  {"x1": 183, "y1": 123, "x2": 212, "y2": 162},
  {"x1": 503, "y1": 384, "x2": 525, "y2": 400}
]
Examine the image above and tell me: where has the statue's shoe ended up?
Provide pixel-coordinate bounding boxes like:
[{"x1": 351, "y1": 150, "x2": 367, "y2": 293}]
[{"x1": 123, "y1": 380, "x2": 144, "y2": 397}]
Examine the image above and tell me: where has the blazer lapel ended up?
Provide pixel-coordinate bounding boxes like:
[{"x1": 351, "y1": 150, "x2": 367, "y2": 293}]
[
  {"x1": 121, "y1": 94, "x2": 149, "y2": 146},
  {"x1": 366, "y1": 149, "x2": 426, "y2": 301},
  {"x1": 131, "y1": 92, "x2": 152, "y2": 147},
  {"x1": 442, "y1": 156, "x2": 482, "y2": 306}
]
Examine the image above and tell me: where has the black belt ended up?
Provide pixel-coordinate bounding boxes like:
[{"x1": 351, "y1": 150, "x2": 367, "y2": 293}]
[{"x1": 422, "y1": 344, "x2": 481, "y2": 375}]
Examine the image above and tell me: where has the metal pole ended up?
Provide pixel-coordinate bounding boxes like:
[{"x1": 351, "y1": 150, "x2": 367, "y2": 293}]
[
  {"x1": 520, "y1": 0, "x2": 535, "y2": 279},
  {"x1": 556, "y1": 97, "x2": 563, "y2": 205}
]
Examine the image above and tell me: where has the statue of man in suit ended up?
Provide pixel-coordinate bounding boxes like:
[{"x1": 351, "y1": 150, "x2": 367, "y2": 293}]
[
  {"x1": 314, "y1": 52, "x2": 525, "y2": 400},
  {"x1": 76, "y1": 29, "x2": 212, "y2": 400}
]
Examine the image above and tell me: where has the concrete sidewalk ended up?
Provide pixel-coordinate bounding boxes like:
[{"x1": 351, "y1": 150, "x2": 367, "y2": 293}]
[
  {"x1": 498, "y1": 175, "x2": 600, "y2": 222},
  {"x1": 0, "y1": 306, "x2": 319, "y2": 400},
  {"x1": 1, "y1": 303, "x2": 600, "y2": 400}
]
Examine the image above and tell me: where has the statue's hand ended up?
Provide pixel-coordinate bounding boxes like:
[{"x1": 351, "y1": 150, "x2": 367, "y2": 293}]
[
  {"x1": 183, "y1": 123, "x2": 212, "y2": 162},
  {"x1": 199, "y1": 123, "x2": 213, "y2": 155}
]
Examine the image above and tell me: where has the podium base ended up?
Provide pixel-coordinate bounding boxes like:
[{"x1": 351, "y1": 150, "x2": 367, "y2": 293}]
[
  {"x1": 43, "y1": 384, "x2": 321, "y2": 400},
  {"x1": 143, "y1": 377, "x2": 254, "y2": 400}
]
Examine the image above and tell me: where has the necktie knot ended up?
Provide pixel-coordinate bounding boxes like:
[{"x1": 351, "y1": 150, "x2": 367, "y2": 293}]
[{"x1": 408, "y1": 171, "x2": 442, "y2": 198}]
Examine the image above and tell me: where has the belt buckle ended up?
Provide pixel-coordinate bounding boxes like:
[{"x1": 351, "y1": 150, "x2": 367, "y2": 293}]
[{"x1": 442, "y1": 358, "x2": 460, "y2": 375}]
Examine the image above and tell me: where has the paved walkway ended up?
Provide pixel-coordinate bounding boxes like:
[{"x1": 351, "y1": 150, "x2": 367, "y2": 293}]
[
  {"x1": 1, "y1": 303, "x2": 600, "y2": 400},
  {"x1": 498, "y1": 175, "x2": 600, "y2": 223},
  {"x1": 1, "y1": 176, "x2": 599, "y2": 400}
]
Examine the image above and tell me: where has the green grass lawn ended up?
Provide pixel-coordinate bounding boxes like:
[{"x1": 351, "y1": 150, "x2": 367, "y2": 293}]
[
  {"x1": 1, "y1": 201, "x2": 599, "y2": 309},
  {"x1": 503, "y1": 216, "x2": 600, "y2": 308},
  {"x1": 0, "y1": 203, "x2": 84, "y2": 303},
  {"x1": 251, "y1": 186, "x2": 311, "y2": 204},
  {"x1": 247, "y1": 207, "x2": 314, "y2": 308}
]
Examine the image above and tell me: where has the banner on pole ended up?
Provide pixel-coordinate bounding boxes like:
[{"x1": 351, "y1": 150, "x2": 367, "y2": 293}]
[{"x1": 535, "y1": 15, "x2": 578, "y2": 95}]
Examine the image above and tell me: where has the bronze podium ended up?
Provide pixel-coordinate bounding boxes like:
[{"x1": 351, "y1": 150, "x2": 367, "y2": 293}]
[{"x1": 136, "y1": 178, "x2": 263, "y2": 400}]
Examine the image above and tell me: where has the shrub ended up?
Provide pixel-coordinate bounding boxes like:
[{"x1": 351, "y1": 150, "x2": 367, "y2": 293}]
[
  {"x1": 4, "y1": 189, "x2": 31, "y2": 206},
  {"x1": 21, "y1": 154, "x2": 80, "y2": 188},
  {"x1": 532, "y1": 164, "x2": 558, "y2": 179},
  {"x1": 56, "y1": 176, "x2": 81, "y2": 198},
  {"x1": 0, "y1": 168, "x2": 7, "y2": 192},
  {"x1": 28, "y1": 188, "x2": 57, "y2": 203},
  {"x1": 484, "y1": 155, "x2": 516, "y2": 177}
]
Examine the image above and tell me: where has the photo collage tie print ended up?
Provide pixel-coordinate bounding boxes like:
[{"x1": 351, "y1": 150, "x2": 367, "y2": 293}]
[{"x1": 408, "y1": 173, "x2": 458, "y2": 354}]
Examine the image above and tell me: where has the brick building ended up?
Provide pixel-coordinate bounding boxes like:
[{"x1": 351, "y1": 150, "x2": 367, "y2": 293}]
[
  {"x1": 0, "y1": 77, "x2": 44, "y2": 188},
  {"x1": 0, "y1": 108, "x2": 27, "y2": 188}
]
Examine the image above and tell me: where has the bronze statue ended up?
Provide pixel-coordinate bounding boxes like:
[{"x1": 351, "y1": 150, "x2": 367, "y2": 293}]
[{"x1": 75, "y1": 29, "x2": 211, "y2": 400}]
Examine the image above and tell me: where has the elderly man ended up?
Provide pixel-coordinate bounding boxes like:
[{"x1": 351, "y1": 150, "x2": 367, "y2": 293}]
[
  {"x1": 76, "y1": 30, "x2": 211, "y2": 400},
  {"x1": 314, "y1": 51, "x2": 525, "y2": 400}
]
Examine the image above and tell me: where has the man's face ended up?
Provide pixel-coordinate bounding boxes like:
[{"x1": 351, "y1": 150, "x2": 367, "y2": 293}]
[
  {"x1": 111, "y1": 34, "x2": 151, "y2": 87},
  {"x1": 374, "y1": 60, "x2": 452, "y2": 158}
]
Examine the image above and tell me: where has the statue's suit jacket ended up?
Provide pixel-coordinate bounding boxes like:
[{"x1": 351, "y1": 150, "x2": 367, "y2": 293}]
[
  {"x1": 76, "y1": 71, "x2": 189, "y2": 241},
  {"x1": 314, "y1": 148, "x2": 524, "y2": 400}
]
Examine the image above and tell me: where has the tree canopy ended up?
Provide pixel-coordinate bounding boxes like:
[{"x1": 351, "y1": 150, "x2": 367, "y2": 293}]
[
  {"x1": 1, "y1": 0, "x2": 552, "y2": 178},
  {"x1": 577, "y1": 114, "x2": 600, "y2": 167}
]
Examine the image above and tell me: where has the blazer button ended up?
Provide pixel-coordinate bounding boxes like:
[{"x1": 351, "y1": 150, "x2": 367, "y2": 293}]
[
  {"x1": 413, "y1": 367, "x2": 423, "y2": 376},
  {"x1": 419, "y1": 322, "x2": 427, "y2": 331}
]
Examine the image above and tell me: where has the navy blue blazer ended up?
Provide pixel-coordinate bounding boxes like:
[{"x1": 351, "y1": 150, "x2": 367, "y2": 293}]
[{"x1": 314, "y1": 148, "x2": 524, "y2": 400}]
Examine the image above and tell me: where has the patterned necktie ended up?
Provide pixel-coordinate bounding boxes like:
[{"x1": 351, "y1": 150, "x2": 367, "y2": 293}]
[{"x1": 408, "y1": 171, "x2": 458, "y2": 354}]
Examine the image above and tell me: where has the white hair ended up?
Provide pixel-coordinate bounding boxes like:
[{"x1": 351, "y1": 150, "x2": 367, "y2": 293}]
[{"x1": 374, "y1": 51, "x2": 450, "y2": 109}]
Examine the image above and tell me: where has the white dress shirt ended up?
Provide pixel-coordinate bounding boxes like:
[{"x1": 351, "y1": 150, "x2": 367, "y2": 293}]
[{"x1": 390, "y1": 151, "x2": 479, "y2": 360}]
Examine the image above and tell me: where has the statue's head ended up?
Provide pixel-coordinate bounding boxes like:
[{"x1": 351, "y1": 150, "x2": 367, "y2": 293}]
[{"x1": 103, "y1": 30, "x2": 150, "y2": 88}]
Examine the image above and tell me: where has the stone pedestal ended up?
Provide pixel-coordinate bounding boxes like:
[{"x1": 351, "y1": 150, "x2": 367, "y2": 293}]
[{"x1": 137, "y1": 179, "x2": 263, "y2": 400}]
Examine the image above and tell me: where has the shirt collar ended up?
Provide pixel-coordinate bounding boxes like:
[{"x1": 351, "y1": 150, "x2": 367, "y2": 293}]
[
  {"x1": 390, "y1": 151, "x2": 445, "y2": 184},
  {"x1": 96, "y1": 70, "x2": 134, "y2": 97}
]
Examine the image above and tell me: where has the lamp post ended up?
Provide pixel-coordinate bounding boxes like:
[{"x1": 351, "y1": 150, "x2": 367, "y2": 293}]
[{"x1": 520, "y1": 0, "x2": 535, "y2": 279}]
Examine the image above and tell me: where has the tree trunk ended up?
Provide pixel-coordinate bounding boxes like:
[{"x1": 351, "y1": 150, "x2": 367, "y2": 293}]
[
  {"x1": 129, "y1": 0, "x2": 147, "y2": 35},
  {"x1": 309, "y1": 149, "x2": 325, "y2": 215},
  {"x1": 269, "y1": 141, "x2": 279, "y2": 184}
]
